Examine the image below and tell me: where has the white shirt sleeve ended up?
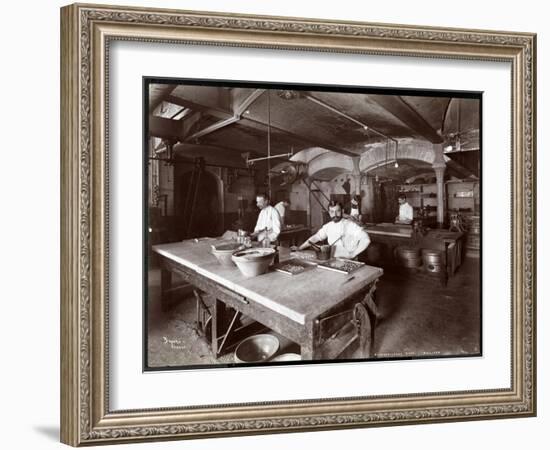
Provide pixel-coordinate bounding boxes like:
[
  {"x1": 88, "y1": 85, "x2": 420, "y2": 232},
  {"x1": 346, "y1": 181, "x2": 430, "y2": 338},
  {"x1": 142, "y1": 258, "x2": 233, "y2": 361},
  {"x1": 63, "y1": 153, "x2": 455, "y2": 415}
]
[
  {"x1": 268, "y1": 207, "x2": 282, "y2": 241},
  {"x1": 274, "y1": 202, "x2": 285, "y2": 220},
  {"x1": 310, "y1": 223, "x2": 328, "y2": 243},
  {"x1": 254, "y1": 209, "x2": 264, "y2": 233},
  {"x1": 342, "y1": 220, "x2": 370, "y2": 258}
]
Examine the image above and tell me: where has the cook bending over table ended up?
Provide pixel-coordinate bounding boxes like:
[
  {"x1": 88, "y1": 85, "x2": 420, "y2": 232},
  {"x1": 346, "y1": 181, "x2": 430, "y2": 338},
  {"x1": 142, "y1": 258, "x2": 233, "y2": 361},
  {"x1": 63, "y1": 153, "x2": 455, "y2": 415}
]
[{"x1": 294, "y1": 201, "x2": 370, "y2": 259}]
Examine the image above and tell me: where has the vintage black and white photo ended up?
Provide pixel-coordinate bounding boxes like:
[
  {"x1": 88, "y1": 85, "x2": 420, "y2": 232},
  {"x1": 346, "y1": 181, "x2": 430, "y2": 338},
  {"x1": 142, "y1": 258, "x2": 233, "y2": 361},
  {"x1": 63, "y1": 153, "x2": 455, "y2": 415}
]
[{"x1": 145, "y1": 80, "x2": 481, "y2": 370}]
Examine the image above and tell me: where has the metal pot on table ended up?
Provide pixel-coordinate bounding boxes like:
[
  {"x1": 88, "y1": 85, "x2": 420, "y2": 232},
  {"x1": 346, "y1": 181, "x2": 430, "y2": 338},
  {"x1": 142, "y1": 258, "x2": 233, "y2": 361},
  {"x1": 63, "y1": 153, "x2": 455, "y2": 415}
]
[{"x1": 309, "y1": 242, "x2": 332, "y2": 260}]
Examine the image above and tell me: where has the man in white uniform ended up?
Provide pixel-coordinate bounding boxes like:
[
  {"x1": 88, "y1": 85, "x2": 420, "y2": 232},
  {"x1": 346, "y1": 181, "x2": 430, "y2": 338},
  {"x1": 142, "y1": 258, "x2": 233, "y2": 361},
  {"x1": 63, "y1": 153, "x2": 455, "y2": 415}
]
[
  {"x1": 348, "y1": 196, "x2": 362, "y2": 222},
  {"x1": 251, "y1": 193, "x2": 282, "y2": 243},
  {"x1": 296, "y1": 202, "x2": 370, "y2": 259},
  {"x1": 395, "y1": 194, "x2": 413, "y2": 224},
  {"x1": 274, "y1": 199, "x2": 290, "y2": 227}
]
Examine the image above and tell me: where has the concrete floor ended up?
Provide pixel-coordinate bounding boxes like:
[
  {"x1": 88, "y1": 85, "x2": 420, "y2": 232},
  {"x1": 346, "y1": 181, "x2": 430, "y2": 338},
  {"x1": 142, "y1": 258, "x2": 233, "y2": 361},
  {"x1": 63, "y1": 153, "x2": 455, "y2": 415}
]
[{"x1": 146, "y1": 256, "x2": 480, "y2": 369}]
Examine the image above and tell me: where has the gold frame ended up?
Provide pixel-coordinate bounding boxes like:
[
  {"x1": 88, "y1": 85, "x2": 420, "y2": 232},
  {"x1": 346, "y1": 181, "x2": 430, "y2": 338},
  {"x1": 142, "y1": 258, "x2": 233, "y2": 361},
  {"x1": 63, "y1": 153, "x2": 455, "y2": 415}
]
[{"x1": 60, "y1": 3, "x2": 536, "y2": 446}]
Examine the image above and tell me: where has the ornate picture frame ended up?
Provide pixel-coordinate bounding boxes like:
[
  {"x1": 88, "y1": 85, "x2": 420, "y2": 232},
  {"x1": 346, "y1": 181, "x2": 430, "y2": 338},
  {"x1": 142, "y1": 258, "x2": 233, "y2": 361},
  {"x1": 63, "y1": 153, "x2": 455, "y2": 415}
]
[{"x1": 60, "y1": 3, "x2": 536, "y2": 446}]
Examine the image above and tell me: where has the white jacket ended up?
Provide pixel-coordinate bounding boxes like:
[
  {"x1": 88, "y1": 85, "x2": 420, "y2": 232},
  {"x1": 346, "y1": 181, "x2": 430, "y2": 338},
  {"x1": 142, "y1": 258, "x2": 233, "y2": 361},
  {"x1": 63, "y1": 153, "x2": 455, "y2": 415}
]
[{"x1": 254, "y1": 205, "x2": 282, "y2": 242}]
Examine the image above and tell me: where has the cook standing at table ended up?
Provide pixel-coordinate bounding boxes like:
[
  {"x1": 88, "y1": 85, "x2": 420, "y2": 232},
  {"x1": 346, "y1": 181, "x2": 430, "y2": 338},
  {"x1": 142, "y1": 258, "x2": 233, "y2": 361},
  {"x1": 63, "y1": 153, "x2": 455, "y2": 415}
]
[
  {"x1": 348, "y1": 195, "x2": 362, "y2": 222},
  {"x1": 274, "y1": 198, "x2": 290, "y2": 227},
  {"x1": 295, "y1": 201, "x2": 370, "y2": 259},
  {"x1": 250, "y1": 193, "x2": 282, "y2": 244},
  {"x1": 395, "y1": 194, "x2": 413, "y2": 224}
]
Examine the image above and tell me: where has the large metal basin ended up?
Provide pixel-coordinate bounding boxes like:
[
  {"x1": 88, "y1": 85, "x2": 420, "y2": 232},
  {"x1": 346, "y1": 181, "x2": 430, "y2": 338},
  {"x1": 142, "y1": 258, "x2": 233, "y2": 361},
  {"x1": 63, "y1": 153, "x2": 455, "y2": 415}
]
[
  {"x1": 232, "y1": 248, "x2": 276, "y2": 277},
  {"x1": 234, "y1": 334, "x2": 280, "y2": 363}
]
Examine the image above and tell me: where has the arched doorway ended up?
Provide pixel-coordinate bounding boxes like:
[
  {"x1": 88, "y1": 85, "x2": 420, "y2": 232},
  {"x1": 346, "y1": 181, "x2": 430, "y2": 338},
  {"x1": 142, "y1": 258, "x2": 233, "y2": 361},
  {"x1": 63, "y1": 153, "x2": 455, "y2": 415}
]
[{"x1": 175, "y1": 170, "x2": 222, "y2": 239}]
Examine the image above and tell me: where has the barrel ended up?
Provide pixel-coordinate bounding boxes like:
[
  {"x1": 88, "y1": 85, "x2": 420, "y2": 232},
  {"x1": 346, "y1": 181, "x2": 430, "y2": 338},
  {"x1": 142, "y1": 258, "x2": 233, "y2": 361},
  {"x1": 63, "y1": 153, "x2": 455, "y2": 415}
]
[
  {"x1": 421, "y1": 249, "x2": 444, "y2": 273},
  {"x1": 396, "y1": 246, "x2": 422, "y2": 268},
  {"x1": 469, "y1": 215, "x2": 480, "y2": 235}
]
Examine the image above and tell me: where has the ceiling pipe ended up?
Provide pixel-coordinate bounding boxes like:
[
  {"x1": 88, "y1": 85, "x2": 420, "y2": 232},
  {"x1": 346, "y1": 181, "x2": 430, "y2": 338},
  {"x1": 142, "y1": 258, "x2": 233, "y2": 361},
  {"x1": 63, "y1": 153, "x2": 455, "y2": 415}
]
[
  {"x1": 185, "y1": 89, "x2": 266, "y2": 141},
  {"x1": 303, "y1": 94, "x2": 399, "y2": 146}
]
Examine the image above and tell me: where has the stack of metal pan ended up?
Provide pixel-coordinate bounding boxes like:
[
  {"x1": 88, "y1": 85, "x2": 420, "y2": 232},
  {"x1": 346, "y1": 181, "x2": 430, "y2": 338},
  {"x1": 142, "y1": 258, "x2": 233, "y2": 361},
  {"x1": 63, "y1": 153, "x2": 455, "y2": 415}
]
[
  {"x1": 396, "y1": 246, "x2": 422, "y2": 268},
  {"x1": 421, "y1": 249, "x2": 444, "y2": 273},
  {"x1": 467, "y1": 215, "x2": 480, "y2": 252},
  {"x1": 469, "y1": 215, "x2": 480, "y2": 234}
]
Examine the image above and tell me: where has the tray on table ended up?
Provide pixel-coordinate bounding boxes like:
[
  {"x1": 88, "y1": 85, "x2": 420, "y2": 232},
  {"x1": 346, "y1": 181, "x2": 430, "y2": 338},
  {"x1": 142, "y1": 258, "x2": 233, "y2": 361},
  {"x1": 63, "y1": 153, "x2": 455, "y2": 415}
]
[
  {"x1": 316, "y1": 258, "x2": 365, "y2": 274},
  {"x1": 272, "y1": 259, "x2": 316, "y2": 275}
]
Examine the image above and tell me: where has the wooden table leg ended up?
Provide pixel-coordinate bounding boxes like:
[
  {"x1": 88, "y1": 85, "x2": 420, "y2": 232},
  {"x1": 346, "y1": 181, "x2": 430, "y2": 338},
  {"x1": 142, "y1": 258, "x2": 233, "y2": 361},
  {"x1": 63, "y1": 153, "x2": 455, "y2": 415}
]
[
  {"x1": 359, "y1": 280, "x2": 378, "y2": 357},
  {"x1": 300, "y1": 319, "x2": 321, "y2": 360},
  {"x1": 160, "y1": 266, "x2": 172, "y2": 312},
  {"x1": 354, "y1": 303, "x2": 373, "y2": 358},
  {"x1": 211, "y1": 299, "x2": 227, "y2": 358}
]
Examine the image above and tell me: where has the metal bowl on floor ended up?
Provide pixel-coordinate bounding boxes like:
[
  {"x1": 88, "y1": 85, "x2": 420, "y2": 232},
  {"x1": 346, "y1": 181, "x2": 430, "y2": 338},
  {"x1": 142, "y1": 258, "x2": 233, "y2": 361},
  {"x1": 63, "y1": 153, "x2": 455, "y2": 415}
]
[
  {"x1": 234, "y1": 334, "x2": 280, "y2": 364},
  {"x1": 211, "y1": 242, "x2": 243, "y2": 267},
  {"x1": 270, "y1": 353, "x2": 301, "y2": 362},
  {"x1": 231, "y1": 247, "x2": 276, "y2": 277}
]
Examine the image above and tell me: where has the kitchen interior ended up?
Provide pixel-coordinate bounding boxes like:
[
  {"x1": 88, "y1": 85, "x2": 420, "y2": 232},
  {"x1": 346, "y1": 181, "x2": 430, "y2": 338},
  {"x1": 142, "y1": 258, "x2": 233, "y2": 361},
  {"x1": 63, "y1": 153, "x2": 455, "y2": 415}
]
[{"x1": 146, "y1": 82, "x2": 481, "y2": 368}]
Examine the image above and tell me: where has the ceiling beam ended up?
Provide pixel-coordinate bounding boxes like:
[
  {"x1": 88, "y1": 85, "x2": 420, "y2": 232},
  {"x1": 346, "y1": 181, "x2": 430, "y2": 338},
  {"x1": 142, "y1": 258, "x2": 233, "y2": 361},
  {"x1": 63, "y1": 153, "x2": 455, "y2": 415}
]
[
  {"x1": 233, "y1": 89, "x2": 266, "y2": 116},
  {"x1": 174, "y1": 142, "x2": 263, "y2": 160},
  {"x1": 166, "y1": 91, "x2": 360, "y2": 157},
  {"x1": 149, "y1": 85, "x2": 177, "y2": 113},
  {"x1": 149, "y1": 116, "x2": 182, "y2": 140},
  {"x1": 369, "y1": 95, "x2": 443, "y2": 143},
  {"x1": 165, "y1": 95, "x2": 232, "y2": 120},
  {"x1": 185, "y1": 89, "x2": 266, "y2": 141},
  {"x1": 238, "y1": 117, "x2": 359, "y2": 157}
]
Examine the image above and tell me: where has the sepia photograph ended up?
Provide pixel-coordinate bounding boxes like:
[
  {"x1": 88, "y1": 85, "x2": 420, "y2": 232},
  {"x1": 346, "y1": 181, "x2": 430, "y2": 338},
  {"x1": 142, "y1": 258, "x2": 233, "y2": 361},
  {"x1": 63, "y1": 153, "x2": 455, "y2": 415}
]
[{"x1": 145, "y1": 79, "x2": 482, "y2": 370}]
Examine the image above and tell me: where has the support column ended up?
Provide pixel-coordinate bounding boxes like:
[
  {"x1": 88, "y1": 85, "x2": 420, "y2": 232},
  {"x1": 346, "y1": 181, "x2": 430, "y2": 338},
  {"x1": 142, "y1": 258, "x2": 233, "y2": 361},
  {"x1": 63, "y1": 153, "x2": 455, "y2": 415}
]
[
  {"x1": 433, "y1": 163, "x2": 446, "y2": 227},
  {"x1": 431, "y1": 143, "x2": 447, "y2": 228},
  {"x1": 352, "y1": 157, "x2": 361, "y2": 196}
]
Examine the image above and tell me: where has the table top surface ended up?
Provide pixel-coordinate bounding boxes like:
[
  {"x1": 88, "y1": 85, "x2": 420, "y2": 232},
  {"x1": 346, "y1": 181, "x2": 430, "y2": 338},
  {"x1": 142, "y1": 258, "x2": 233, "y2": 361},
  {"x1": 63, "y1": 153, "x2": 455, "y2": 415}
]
[
  {"x1": 280, "y1": 225, "x2": 309, "y2": 233},
  {"x1": 153, "y1": 239, "x2": 383, "y2": 325},
  {"x1": 365, "y1": 223, "x2": 413, "y2": 237}
]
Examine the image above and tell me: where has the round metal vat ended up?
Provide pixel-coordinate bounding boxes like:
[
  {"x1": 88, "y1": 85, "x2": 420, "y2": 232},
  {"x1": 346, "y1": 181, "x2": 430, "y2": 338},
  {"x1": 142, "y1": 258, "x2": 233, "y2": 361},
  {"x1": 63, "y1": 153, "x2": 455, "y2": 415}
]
[
  {"x1": 421, "y1": 249, "x2": 443, "y2": 273},
  {"x1": 396, "y1": 246, "x2": 422, "y2": 268}
]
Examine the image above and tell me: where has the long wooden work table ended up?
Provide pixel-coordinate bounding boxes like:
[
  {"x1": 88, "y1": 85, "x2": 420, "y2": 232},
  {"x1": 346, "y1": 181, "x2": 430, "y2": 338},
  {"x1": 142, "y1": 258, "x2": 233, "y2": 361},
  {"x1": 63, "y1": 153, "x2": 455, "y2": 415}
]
[{"x1": 153, "y1": 239, "x2": 383, "y2": 361}]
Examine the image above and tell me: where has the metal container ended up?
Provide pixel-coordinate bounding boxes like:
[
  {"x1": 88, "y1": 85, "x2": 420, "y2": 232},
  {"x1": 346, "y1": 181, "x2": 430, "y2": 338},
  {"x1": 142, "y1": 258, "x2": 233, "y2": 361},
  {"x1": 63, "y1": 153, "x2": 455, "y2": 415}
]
[
  {"x1": 234, "y1": 334, "x2": 280, "y2": 363},
  {"x1": 396, "y1": 246, "x2": 422, "y2": 268},
  {"x1": 310, "y1": 242, "x2": 332, "y2": 260},
  {"x1": 211, "y1": 242, "x2": 243, "y2": 267},
  {"x1": 469, "y1": 216, "x2": 480, "y2": 235},
  {"x1": 232, "y1": 248, "x2": 276, "y2": 277},
  {"x1": 316, "y1": 244, "x2": 332, "y2": 261},
  {"x1": 421, "y1": 249, "x2": 443, "y2": 273},
  {"x1": 270, "y1": 353, "x2": 301, "y2": 362}
]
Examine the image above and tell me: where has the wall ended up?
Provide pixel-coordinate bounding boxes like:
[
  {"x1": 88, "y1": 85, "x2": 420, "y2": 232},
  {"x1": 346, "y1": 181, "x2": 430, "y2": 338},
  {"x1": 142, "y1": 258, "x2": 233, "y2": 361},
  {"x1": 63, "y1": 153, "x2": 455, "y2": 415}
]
[{"x1": 1, "y1": 1, "x2": 547, "y2": 450}]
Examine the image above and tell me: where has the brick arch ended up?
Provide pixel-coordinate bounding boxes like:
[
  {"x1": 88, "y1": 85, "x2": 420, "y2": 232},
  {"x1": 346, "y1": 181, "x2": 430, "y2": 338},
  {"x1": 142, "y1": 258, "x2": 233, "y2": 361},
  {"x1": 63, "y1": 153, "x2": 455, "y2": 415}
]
[
  {"x1": 359, "y1": 139, "x2": 435, "y2": 172},
  {"x1": 306, "y1": 151, "x2": 354, "y2": 179}
]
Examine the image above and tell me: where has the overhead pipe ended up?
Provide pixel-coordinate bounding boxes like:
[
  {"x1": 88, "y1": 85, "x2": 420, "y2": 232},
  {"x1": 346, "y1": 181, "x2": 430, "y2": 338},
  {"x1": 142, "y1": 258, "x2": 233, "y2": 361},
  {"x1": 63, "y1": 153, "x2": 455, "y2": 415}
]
[
  {"x1": 148, "y1": 156, "x2": 251, "y2": 171},
  {"x1": 304, "y1": 94, "x2": 399, "y2": 146}
]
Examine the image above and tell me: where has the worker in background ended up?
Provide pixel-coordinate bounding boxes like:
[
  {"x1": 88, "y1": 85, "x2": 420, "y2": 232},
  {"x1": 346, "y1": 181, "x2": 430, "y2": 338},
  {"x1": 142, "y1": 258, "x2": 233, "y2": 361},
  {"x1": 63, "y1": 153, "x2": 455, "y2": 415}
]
[
  {"x1": 250, "y1": 193, "x2": 282, "y2": 244},
  {"x1": 274, "y1": 198, "x2": 291, "y2": 227},
  {"x1": 294, "y1": 201, "x2": 370, "y2": 259},
  {"x1": 395, "y1": 194, "x2": 413, "y2": 224},
  {"x1": 348, "y1": 195, "x2": 362, "y2": 222}
]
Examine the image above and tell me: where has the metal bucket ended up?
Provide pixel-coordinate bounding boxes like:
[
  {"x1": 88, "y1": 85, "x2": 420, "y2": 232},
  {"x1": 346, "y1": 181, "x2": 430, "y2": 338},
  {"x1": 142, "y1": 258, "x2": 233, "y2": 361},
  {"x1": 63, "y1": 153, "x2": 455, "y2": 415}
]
[
  {"x1": 421, "y1": 249, "x2": 443, "y2": 273},
  {"x1": 469, "y1": 216, "x2": 480, "y2": 235},
  {"x1": 315, "y1": 244, "x2": 332, "y2": 261},
  {"x1": 396, "y1": 246, "x2": 421, "y2": 268}
]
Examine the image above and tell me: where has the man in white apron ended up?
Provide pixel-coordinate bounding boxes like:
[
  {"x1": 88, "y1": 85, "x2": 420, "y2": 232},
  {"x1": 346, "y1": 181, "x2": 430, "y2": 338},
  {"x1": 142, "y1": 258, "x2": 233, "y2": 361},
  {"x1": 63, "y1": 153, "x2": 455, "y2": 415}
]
[{"x1": 295, "y1": 201, "x2": 370, "y2": 259}]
